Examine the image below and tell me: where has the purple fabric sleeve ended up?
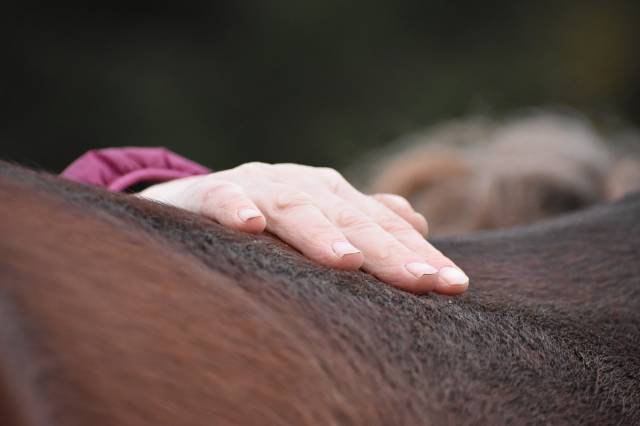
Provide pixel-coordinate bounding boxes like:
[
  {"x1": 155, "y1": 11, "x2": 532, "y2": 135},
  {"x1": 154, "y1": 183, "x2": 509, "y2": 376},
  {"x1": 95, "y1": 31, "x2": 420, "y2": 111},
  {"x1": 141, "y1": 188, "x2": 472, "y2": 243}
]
[{"x1": 60, "y1": 147, "x2": 211, "y2": 192}]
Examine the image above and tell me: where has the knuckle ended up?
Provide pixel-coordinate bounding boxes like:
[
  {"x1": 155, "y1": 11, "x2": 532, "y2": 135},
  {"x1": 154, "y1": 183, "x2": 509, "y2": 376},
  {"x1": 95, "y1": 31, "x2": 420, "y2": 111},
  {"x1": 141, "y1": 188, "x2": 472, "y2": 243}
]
[
  {"x1": 319, "y1": 167, "x2": 346, "y2": 192},
  {"x1": 237, "y1": 161, "x2": 271, "y2": 175},
  {"x1": 275, "y1": 190, "x2": 313, "y2": 212},
  {"x1": 201, "y1": 180, "x2": 238, "y2": 199},
  {"x1": 377, "y1": 215, "x2": 414, "y2": 234},
  {"x1": 272, "y1": 163, "x2": 314, "y2": 178},
  {"x1": 319, "y1": 167, "x2": 342, "y2": 180},
  {"x1": 303, "y1": 229, "x2": 336, "y2": 252},
  {"x1": 274, "y1": 162, "x2": 305, "y2": 171},
  {"x1": 200, "y1": 181, "x2": 244, "y2": 208},
  {"x1": 218, "y1": 192, "x2": 249, "y2": 211},
  {"x1": 335, "y1": 208, "x2": 370, "y2": 230},
  {"x1": 371, "y1": 242, "x2": 400, "y2": 266}
]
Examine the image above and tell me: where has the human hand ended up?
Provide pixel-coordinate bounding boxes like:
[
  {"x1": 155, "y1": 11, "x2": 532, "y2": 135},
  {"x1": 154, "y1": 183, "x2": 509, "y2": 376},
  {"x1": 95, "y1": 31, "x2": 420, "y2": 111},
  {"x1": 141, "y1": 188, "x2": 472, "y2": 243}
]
[{"x1": 138, "y1": 162, "x2": 469, "y2": 294}]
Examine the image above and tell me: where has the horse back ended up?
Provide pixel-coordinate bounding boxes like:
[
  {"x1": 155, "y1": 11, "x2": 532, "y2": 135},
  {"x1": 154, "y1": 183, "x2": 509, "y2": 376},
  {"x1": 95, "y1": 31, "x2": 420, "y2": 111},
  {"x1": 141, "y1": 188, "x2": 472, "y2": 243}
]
[{"x1": 0, "y1": 162, "x2": 639, "y2": 425}]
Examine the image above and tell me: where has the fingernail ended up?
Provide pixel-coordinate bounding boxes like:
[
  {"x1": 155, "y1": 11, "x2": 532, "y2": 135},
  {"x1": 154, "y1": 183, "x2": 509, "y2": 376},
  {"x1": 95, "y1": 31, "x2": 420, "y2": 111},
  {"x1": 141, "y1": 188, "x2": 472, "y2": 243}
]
[
  {"x1": 238, "y1": 208, "x2": 262, "y2": 222},
  {"x1": 439, "y1": 266, "x2": 469, "y2": 286},
  {"x1": 332, "y1": 241, "x2": 361, "y2": 258},
  {"x1": 405, "y1": 262, "x2": 438, "y2": 278}
]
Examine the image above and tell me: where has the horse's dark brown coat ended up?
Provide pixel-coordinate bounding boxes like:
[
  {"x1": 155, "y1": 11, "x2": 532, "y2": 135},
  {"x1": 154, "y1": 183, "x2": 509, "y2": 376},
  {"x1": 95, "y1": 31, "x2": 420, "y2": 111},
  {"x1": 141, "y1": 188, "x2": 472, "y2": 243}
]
[{"x1": 0, "y1": 161, "x2": 638, "y2": 425}]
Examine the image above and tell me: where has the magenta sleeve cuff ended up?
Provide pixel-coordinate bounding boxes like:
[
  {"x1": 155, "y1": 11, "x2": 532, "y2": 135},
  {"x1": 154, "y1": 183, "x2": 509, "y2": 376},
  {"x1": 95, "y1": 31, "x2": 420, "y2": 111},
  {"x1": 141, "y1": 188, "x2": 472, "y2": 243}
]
[{"x1": 61, "y1": 147, "x2": 211, "y2": 192}]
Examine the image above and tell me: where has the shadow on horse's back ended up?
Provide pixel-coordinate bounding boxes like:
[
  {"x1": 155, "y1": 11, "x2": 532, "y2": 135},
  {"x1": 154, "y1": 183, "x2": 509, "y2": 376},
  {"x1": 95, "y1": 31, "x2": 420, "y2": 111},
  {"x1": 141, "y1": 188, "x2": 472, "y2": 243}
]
[{"x1": 0, "y1": 161, "x2": 639, "y2": 425}]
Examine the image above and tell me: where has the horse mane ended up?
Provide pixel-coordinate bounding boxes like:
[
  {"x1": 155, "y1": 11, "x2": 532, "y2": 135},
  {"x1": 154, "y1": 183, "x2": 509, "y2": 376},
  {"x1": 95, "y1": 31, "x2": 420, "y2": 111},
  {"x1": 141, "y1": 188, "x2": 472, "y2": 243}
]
[{"x1": 0, "y1": 161, "x2": 639, "y2": 425}]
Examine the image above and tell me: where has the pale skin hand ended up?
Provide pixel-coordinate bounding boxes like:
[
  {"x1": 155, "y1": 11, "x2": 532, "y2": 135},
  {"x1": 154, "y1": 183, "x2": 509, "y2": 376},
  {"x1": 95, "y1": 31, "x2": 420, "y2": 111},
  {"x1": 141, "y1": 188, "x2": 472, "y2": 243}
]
[{"x1": 138, "y1": 162, "x2": 469, "y2": 294}]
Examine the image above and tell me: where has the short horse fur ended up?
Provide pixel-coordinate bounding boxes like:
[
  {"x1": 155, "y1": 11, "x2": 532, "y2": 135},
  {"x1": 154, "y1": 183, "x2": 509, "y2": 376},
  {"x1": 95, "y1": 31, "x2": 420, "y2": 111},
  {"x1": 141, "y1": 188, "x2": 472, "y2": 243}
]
[{"x1": 0, "y1": 161, "x2": 638, "y2": 425}]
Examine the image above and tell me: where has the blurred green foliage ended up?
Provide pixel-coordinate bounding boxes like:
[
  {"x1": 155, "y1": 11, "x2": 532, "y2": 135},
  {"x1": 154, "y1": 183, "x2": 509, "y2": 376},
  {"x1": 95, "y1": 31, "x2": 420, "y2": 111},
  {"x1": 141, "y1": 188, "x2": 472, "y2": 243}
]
[{"x1": 1, "y1": 1, "x2": 638, "y2": 172}]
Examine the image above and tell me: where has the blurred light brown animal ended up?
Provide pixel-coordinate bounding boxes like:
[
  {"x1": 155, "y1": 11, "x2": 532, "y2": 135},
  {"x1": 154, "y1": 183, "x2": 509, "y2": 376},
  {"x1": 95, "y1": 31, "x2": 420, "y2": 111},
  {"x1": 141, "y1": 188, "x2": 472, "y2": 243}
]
[{"x1": 361, "y1": 113, "x2": 640, "y2": 236}]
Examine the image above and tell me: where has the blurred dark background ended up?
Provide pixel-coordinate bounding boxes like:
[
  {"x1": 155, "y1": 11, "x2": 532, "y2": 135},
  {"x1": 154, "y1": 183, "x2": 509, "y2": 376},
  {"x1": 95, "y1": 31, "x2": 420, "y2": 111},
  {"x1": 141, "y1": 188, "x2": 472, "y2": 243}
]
[{"x1": 1, "y1": 1, "x2": 639, "y2": 173}]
